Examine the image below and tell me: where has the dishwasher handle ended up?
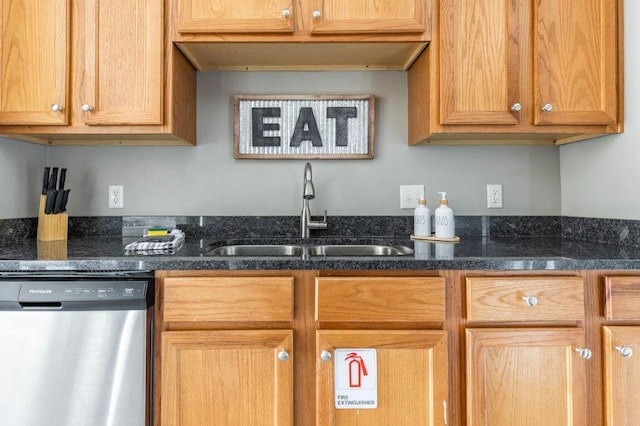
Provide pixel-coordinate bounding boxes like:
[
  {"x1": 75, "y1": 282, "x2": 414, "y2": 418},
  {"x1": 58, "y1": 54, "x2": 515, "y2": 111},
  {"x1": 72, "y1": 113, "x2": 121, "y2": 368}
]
[{"x1": 19, "y1": 302, "x2": 63, "y2": 310}]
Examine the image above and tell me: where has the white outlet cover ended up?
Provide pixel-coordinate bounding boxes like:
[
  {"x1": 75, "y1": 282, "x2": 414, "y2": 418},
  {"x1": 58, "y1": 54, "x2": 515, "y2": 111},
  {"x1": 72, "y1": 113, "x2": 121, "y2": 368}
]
[
  {"x1": 109, "y1": 185, "x2": 124, "y2": 209},
  {"x1": 487, "y1": 184, "x2": 503, "y2": 209}
]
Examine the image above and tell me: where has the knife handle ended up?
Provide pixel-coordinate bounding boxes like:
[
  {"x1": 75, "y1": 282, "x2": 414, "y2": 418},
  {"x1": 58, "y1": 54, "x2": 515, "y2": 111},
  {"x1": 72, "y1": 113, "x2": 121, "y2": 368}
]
[
  {"x1": 60, "y1": 189, "x2": 70, "y2": 212},
  {"x1": 53, "y1": 190, "x2": 65, "y2": 214},
  {"x1": 44, "y1": 190, "x2": 57, "y2": 214},
  {"x1": 42, "y1": 167, "x2": 50, "y2": 195},
  {"x1": 48, "y1": 168, "x2": 58, "y2": 191},
  {"x1": 59, "y1": 168, "x2": 66, "y2": 190}
]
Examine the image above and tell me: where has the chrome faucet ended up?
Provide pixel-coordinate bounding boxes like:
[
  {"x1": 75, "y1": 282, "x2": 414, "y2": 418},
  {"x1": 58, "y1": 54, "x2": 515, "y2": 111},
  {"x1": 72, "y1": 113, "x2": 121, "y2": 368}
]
[{"x1": 301, "y1": 163, "x2": 328, "y2": 238}]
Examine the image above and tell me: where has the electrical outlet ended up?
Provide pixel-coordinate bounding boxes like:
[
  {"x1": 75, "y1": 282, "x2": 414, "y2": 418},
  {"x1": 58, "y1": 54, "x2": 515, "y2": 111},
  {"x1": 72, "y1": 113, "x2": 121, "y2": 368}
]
[
  {"x1": 400, "y1": 185, "x2": 425, "y2": 209},
  {"x1": 109, "y1": 185, "x2": 124, "y2": 209},
  {"x1": 487, "y1": 184, "x2": 503, "y2": 208}
]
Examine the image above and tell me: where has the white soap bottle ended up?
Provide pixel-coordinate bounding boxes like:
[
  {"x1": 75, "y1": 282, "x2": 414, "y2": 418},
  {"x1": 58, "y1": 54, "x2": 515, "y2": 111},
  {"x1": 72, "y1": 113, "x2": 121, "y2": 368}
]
[
  {"x1": 413, "y1": 198, "x2": 431, "y2": 237},
  {"x1": 435, "y1": 192, "x2": 455, "y2": 238}
]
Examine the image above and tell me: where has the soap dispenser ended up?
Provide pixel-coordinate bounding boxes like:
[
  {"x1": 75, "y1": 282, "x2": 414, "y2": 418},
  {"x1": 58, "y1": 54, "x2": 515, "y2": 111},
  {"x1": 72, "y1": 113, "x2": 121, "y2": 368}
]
[
  {"x1": 435, "y1": 192, "x2": 455, "y2": 238},
  {"x1": 413, "y1": 198, "x2": 430, "y2": 237}
]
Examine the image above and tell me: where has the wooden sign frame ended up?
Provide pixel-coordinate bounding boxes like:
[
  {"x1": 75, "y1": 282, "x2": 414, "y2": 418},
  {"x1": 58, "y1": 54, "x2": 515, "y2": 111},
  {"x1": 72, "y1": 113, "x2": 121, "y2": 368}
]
[{"x1": 234, "y1": 95, "x2": 375, "y2": 159}]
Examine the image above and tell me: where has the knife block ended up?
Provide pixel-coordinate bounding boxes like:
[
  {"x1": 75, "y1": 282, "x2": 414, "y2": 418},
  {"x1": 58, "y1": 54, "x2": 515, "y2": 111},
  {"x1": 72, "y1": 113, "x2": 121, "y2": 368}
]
[{"x1": 37, "y1": 194, "x2": 68, "y2": 241}]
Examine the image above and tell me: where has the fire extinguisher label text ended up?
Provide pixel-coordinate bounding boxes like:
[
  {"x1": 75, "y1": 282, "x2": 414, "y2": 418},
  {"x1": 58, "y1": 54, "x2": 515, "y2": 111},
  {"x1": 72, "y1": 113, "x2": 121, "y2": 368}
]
[{"x1": 334, "y1": 349, "x2": 378, "y2": 409}]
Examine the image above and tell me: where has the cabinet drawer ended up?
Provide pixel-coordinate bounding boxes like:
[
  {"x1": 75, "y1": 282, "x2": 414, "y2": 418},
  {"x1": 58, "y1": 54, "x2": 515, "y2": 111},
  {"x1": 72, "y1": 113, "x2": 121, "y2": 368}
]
[
  {"x1": 315, "y1": 277, "x2": 445, "y2": 323},
  {"x1": 466, "y1": 276, "x2": 585, "y2": 323},
  {"x1": 163, "y1": 276, "x2": 293, "y2": 323},
  {"x1": 605, "y1": 276, "x2": 640, "y2": 320}
]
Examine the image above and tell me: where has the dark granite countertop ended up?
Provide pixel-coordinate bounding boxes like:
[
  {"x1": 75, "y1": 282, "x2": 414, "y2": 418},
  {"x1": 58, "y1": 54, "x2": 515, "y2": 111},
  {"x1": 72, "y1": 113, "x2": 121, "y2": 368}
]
[{"x1": 2, "y1": 235, "x2": 640, "y2": 272}]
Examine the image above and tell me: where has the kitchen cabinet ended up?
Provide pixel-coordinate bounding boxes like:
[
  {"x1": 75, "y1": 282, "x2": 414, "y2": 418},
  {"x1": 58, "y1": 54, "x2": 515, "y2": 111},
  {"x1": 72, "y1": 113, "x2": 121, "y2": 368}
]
[
  {"x1": 0, "y1": 0, "x2": 69, "y2": 125},
  {"x1": 170, "y1": 0, "x2": 430, "y2": 70},
  {"x1": 408, "y1": 0, "x2": 623, "y2": 145},
  {"x1": 156, "y1": 270, "x2": 640, "y2": 425},
  {"x1": 159, "y1": 275, "x2": 294, "y2": 425},
  {"x1": 0, "y1": 0, "x2": 196, "y2": 145},
  {"x1": 603, "y1": 276, "x2": 640, "y2": 425},
  {"x1": 314, "y1": 276, "x2": 447, "y2": 425},
  {"x1": 155, "y1": 272, "x2": 447, "y2": 426},
  {"x1": 465, "y1": 276, "x2": 590, "y2": 425}
]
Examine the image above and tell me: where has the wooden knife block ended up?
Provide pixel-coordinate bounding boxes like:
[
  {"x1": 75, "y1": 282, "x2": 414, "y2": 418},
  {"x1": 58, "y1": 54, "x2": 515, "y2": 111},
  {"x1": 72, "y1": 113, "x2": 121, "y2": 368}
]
[{"x1": 37, "y1": 194, "x2": 68, "y2": 241}]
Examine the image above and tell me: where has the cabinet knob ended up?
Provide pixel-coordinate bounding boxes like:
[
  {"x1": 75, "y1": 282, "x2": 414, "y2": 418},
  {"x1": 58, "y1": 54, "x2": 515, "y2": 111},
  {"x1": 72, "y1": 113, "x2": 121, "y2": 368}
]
[
  {"x1": 50, "y1": 104, "x2": 63, "y2": 112},
  {"x1": 81, "y1": 104, "x2": 92, "y2": 112},
  {"x1": 575, "y1": 347, "x2": 592, "y2": 360},
  {"x1": 616, "y1": 346, "x2": 633, "y2": 358},
  {"x1": 277, "y1": 350, "x2": 290, "y2": 362},
  {"x1": 320, "y1": 350, "x2": 332, "y2": 361},
  {"x1": 511, "y1": 103, "x2": 522, "y2": 112},
  {"x1": 282, "y1": 8, "x2": 290, "y2": 18},
  {"x1": 312, "y1": 10, "x2": 321, "y2": 20},
  {"x1": 541, "y1": 103, "x2": 553, "y2": 112},
  {"x1": 522, "y1": 295, "x2": 538, "y2": 307}
]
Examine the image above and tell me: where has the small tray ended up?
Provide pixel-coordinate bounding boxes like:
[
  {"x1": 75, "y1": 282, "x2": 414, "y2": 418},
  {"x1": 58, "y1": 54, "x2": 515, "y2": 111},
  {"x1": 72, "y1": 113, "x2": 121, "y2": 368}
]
[{"x1": 410, "y1": 235, "x2": 460, "y2": 243}]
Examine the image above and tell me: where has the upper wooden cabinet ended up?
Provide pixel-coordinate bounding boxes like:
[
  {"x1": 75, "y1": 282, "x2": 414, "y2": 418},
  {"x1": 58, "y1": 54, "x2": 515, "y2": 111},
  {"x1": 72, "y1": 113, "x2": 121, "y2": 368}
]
[
  {"x1": 171, "y1": 0, "x2": 430, "y2": 70},
  {"x1": 0, "y1": 0, "x2": 196, "y2": 145},
  {"x1": 308, "y1": 0, "x2": 427, "y2": 34},
  {"x1": 408, "y1": 0, "x2": 623, "y2": 145},
  {"x1": 0, "y1": 0, "x2": 70, "y2": 125},
  {"x1": 177, "y1": 0, "x2": 295, "y2": 34}
]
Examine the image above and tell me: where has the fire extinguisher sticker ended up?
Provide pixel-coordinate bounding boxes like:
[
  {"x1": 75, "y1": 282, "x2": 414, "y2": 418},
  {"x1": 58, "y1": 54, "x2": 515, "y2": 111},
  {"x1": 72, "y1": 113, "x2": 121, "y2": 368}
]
[{"x1": 334, "y1": 348, "x2": 378, "y2": 409}]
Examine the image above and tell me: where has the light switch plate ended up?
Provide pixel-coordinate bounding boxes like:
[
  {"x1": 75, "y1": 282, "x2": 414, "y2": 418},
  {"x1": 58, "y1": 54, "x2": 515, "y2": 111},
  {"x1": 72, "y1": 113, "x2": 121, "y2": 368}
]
[{"x1": 400, "y1": 185, "x2": 425, "y2": 209}]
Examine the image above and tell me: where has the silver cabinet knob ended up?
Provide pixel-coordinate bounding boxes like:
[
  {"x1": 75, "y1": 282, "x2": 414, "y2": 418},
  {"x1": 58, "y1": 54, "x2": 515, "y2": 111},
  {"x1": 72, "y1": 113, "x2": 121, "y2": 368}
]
[
  {"x1": 277, "y1": 350, "x2": 290, "y2": 362},
  {"x1": 312, "y1": 10, "x2": 321, "y2": 19},
  {"x1": 616, "y1": 346, "x2": 633, "y2": 358},
  {"x1": 523, "y1": 295, "x2": 538, "y2": 307},
  {"x1": 81, "y1": 104, "x2": 92, "y2": 112},
  {"x1": 541, "y1": 103, "x2": 553, "y2": 112},
  {"x1": 51, "y1": 104, "x2": 63, "y2": 112},
  {"x1": 511, "y1": 103, "x2": 522, "y2": 112},
  {"x1": 320, "y1": 350, "x2": 332, "y2": 361},
  {"x1": 576, "y1": 348, "x2": 592, "y2": 360},
  {"x1": 282, "y1": 8, "x2": 290, "y2": 18}
]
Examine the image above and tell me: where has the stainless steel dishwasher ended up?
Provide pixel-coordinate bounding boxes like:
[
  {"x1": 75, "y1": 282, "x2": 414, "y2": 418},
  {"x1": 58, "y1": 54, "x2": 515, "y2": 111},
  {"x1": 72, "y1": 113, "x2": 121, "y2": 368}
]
[{"x1": 0, "y1": 271, "x2": 154, "y2": 426}]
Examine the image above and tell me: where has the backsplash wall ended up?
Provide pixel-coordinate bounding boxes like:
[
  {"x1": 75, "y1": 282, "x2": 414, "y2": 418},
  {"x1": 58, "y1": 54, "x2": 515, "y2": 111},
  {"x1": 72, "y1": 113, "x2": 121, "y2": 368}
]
[{"x1": 2, "y1": 71, "x2": 561, "y2": 219}]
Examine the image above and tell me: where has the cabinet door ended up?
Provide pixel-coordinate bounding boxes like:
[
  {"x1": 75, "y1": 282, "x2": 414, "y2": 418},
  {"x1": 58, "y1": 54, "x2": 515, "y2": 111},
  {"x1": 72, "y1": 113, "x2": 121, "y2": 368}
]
[
  {"x1": 533, "y1": 0, "x2": 617, "y2": 125},
  {"x1": 177, "y1": 0, "x2": 294, "y2": 33},
  {"x1": 309, "y1": 0, "x2": 425, "y2": 34},
  {"x1": 467, "y1": 328, "x2": 589, "y2": 426},
  {"x1": 603, "y1": 326, "x2": 640, "y2": 426},
  {"x1": 316, "y1": 330, "x2": 447, "y2": 426},
  {"x1": 0, "y1": 0, "x2": 69, "y2": 125},
  {"x1": 439, "y1": 0, "x2": 523, "y2": 125},
  {"x1": 82, "y1": 0, "x2": 163, "y2": 125},
  {"x1": 161, "y1": 330, "x2": 293, "y2": 426}
]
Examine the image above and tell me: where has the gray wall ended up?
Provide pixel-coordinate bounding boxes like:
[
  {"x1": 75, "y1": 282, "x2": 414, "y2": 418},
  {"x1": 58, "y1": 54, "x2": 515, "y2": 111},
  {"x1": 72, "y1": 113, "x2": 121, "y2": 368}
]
[
  {"x1": 35, "y1": 71, "x2": 560, "y2": 217},
  {"x1": 560, "y1": 0, "x2": 639, "y2": 220},
  {"x1": 0, "y1": 137, "x2": 47, "y2": 218}
]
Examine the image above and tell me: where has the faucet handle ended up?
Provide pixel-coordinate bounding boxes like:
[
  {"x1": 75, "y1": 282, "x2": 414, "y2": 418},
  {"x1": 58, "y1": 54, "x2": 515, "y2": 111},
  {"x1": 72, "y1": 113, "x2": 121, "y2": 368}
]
[{"x1": 322, "y1": 210, "x2": 328, "y2": 223}]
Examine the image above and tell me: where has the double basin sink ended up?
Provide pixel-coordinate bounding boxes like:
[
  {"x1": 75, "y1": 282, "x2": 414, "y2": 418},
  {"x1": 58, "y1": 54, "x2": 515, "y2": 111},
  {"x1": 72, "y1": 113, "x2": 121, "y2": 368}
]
[{"x1": 206, "y1": 241, "x2": 414, "y2": 257}]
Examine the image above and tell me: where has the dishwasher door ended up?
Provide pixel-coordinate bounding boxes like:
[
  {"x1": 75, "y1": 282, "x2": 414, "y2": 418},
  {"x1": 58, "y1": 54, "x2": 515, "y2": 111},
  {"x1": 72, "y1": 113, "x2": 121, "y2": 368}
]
[{"x1": 0, "y1": 276, "x2": 153, "y2": 426}]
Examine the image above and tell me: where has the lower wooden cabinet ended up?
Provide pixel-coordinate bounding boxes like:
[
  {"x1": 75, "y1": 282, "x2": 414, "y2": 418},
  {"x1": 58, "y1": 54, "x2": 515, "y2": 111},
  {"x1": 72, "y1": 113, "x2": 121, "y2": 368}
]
[
  {"x1": 466, "y1": 328, "x2": 589, "y2": 425},
  {"x1": 161, "y1": 330, "x2": 293, "y2": 425},
  {"x1": 603, "y1": 326, "x2": 640, "y2": 426},
  {"x1": 316, "y1": 330, "x2": 447, "y2": 425},
  {"x1": 155, "y1": 271, "x2": 640, "y2": 426}
]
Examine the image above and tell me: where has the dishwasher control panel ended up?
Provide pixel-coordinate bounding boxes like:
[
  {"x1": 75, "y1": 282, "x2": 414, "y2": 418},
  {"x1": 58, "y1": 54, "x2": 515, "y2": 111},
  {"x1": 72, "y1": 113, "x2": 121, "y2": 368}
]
[{"x1": 18, "y1": 281, "x2": 148, "y2": 302}]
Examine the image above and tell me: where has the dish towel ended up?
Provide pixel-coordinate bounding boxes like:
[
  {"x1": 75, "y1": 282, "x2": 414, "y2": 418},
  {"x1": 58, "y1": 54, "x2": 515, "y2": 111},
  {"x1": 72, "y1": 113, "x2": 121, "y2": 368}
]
[{"x1": 125, "y1": 229, "x2": 185, "y2": 255}]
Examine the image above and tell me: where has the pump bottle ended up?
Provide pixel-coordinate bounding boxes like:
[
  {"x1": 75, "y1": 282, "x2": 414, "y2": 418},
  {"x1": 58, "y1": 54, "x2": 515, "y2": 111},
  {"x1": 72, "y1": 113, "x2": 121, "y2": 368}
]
[
  {"x1": 413, "y1": 198, "x2": 430, "y2": 237},
  {"x1": 435, "y1": 192, "x2": 455, "y2": 238}
]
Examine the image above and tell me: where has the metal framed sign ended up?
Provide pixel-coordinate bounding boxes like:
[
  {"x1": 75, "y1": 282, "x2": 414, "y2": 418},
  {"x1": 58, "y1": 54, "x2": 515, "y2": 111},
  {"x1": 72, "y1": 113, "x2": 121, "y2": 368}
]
[{"x1": 234, "y1": 95, "x2": 375, "y2": 159}]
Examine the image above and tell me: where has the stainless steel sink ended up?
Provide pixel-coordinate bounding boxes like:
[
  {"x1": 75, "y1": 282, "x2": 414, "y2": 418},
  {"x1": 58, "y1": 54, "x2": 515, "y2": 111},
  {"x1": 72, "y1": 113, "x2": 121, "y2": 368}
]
[
  {"x1": 309, "y1": 245, "x2": 413, "y2": 256},
  {"x1": 205, "y1": 243, "x2": 413, "y2": 257},
  {"x1": 206, "y1": 245, "x2": 303, "y2": 257}
]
